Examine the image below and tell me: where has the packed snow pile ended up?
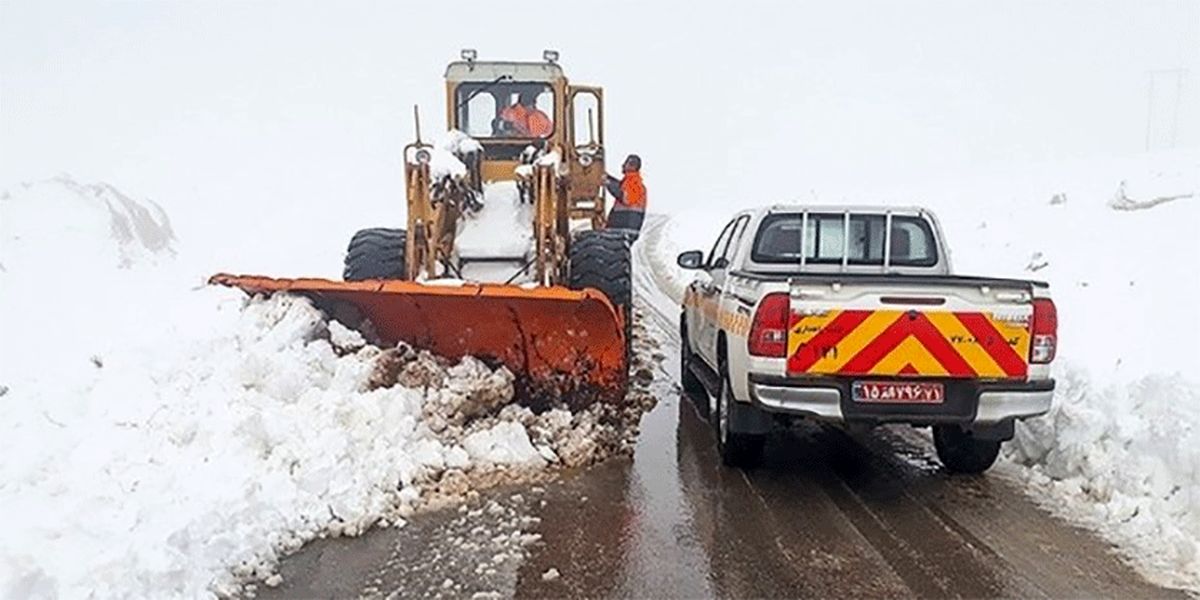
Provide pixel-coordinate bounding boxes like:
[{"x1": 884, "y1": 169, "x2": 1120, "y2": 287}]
[
  {"x1": 405, "y1": 130, "x2": 480, "y2": 180},
  {"x1": 456, "y1": 181, "x2": 533, "y2": 261},
  {"x1": 437, "y1": 129, "x2": 484, "y2": 157},
  {"x1": 0, "y1": 179, "x2": 651, "y2": 598},
  {"x1": 1006, "y1": 371, "x2": 1200, "y2": 590}
]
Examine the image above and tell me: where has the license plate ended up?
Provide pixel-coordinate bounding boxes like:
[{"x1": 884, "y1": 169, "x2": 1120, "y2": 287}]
[{"x1": 852, "y1": 381, "x2": 945, "y2": 404}]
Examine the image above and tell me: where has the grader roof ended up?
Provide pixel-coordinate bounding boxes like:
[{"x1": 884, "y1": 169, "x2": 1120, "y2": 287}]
[{"x1": 444, "y1": 61, "x2": 565, "y2": 83}]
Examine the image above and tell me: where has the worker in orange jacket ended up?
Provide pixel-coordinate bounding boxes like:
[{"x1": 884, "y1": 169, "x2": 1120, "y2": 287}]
[
  {"x1": 604, "y1": 154, "x2": 646, "y2": 238},
  {"x1": 499, "y1": 90, "x2": 553, "y2": 137}
]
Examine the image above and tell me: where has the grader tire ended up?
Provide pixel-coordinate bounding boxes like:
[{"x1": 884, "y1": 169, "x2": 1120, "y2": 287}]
[
  {"x1": 343, "y1": 228, "x2": 407, "y2": 281},
  {"x1": 569, "y1": 229, "x2": 633, "y2": 355}
]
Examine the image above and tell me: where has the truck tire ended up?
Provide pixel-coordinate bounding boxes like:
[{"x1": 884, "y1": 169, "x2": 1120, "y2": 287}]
[
  {"x1": 344, "y1": 228, "x2": 406, "y2": 281},
  {"x1": 569, "y1": 229, "x2": 633, "y2": 353},
  {"x1": 933, "y1": 425, "x2": 1001, "y2": 474},
  {"x1": 716, "y1": 373, "x2": 765, "y2": 468},
  {"x1": 679, "y1": 316, "x2": 708, "y2": 407}
]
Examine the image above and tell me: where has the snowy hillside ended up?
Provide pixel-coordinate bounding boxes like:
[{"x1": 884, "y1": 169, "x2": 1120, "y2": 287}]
[
  {"x1": 0, "y1": 178, "x2": 651, "y2": 597},
  {"x1": 653, "y1": 149, "x2": 1200, "y2": 591}
]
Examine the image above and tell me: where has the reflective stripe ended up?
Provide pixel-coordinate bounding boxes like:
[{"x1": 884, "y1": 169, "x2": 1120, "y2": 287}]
[{"x1": 787, "y1": 309, "x2": 1031, "y2": 379}]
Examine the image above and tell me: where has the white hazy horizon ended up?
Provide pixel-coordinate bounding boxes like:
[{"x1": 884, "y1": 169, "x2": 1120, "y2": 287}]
[{"x1": 3, "y1": 0, "x2": 1198, "y2": 271}]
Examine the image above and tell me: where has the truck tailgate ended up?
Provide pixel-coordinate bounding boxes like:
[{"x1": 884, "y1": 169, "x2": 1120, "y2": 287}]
[{"x1": 786, "y1": 281, "x2": 1033, "y2": 380}]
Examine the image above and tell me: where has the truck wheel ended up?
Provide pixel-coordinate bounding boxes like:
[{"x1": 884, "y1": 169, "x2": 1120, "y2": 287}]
[
  {"x1": 716, "y1": 374, "x2": 765, "y2": 468},
  {"x1": 570, "y1": 229, "x2": 633, "y2": 354},
  {"x1": 344, "y1": 228, "x2": 407, "y2": 281},
  {"x1": 679, "y1": 317, "x2": 708, "y2": 406},
  {"x1": 933, "y1": 425, "x2": 1001, "y2": 474}
]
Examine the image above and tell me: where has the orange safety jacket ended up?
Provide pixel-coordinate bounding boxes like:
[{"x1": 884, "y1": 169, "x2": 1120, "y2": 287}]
[
  {"x1": 526, "y1": 109, "x2": 552, "y2": 137},
  {"x1": 606, "y1": 171, "x2": 647, "y2": 211},
  {"x1": 500, "y1": 104, "x2": 552, "y2": 137}
]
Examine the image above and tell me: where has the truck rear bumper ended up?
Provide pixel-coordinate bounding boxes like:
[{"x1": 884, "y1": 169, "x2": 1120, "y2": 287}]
[
  {"x1": 974, "y1": 389, "x2": 1054, "y2": 425},
  {"x1": 746, "y1": 375, "x2": 1054, "y2": 427}
]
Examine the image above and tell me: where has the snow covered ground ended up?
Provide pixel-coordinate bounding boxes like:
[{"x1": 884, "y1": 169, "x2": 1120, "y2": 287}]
[
  {"x1": 2, "y1": 148, "x2": 1196, "y2": 595},
  {"x1": 654, "y1": 149, "x2": 1200, "y2": 592},
  {"x1": 0, "y1": 176, "x2": 651, "y2": 598}
]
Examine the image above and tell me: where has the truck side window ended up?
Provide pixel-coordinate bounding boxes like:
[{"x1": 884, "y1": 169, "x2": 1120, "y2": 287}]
[
  {"x1": 722, "y1": 215, "x2": 751, "y2": 265},
  {"x1": 890, "y1": 219, "x2": 935, "y2": 263},
  {"x1": 707, "y1": 219, "x2": 737, "y2": 268}
]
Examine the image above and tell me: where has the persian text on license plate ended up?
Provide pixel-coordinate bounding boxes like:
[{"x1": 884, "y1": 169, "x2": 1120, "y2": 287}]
[{"x1": 852, "y1": 381, "x2": 945, "y2": 404}]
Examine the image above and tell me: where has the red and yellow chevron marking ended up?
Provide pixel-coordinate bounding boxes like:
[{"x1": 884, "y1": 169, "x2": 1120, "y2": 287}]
[{"x1": 787, "y1": 309, "x2": 1031, "y2": 379}]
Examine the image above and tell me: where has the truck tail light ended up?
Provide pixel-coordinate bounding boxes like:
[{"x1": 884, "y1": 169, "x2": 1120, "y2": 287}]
[
  {"x1": 748, "y1": 292, "x2": 790, "y2": 358},
  {"x1": 1030, "y1": 298, "x2": 1057, "y2": 364}
]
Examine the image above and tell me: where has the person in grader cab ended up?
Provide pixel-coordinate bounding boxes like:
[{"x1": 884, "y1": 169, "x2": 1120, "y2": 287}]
[
  {"x1": 499, "y1": 90, "x2": 553, "y2": 137},
  {"x1": 605, "y1": 154, "x2": 647, "y2": 237}
]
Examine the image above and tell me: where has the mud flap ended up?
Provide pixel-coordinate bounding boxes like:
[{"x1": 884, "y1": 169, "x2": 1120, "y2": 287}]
[
  {"x1": 209, "y1": 274, "x2": 628, "y2": 410},
  {"x1": 968, "y1": 420, "x2": 1015, "y2": 441},
  {"x1": 730, "y1": 398, "x2": 773, "y2": 435}
]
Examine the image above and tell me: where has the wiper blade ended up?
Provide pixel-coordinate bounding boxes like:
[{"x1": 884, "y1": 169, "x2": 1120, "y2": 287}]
[{"x1": 457, "y1": 75, "x2": 512, "y2": 110}]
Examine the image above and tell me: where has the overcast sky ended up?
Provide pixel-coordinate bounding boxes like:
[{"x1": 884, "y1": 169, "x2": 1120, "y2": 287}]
[{"x1": 2, "y1": 0, "x2": 1197, "y2": 270}]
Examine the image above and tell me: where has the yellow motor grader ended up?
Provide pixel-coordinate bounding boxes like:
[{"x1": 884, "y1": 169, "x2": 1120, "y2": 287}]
[{"x1": 212, "y1": 50, "x2": 632, "y2": 407}]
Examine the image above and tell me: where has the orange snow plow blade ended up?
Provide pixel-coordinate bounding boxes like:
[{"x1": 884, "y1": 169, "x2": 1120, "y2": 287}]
[{"x1": 209, "y1": 274, "x2": 628, "y2": 408}]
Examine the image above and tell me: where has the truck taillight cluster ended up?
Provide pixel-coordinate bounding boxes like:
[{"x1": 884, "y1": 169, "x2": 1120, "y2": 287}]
[
  {"x1": 748, "y1": 293, "x2": 790, "y2": 358},
  {"x1": 1030, "y1": 298, "x2": 1057, "y2": 364}
]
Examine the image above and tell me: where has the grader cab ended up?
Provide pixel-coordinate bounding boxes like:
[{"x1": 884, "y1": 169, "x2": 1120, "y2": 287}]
[{"x1": 211, "y1": 50, "x2": 633, "y2": 407}]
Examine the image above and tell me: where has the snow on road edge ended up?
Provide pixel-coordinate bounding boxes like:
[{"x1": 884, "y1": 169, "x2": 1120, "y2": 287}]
[{"x1": 0, "y1": 178, "x2": 658, "y2": 598}]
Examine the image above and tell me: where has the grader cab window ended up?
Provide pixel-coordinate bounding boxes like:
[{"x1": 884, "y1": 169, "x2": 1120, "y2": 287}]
[
  {"x1": 456, "y1": 82, "x2": 555, "y2": 139},
  {"x1": 572, "y1": 90, "x2": 600, "y2": 146}
]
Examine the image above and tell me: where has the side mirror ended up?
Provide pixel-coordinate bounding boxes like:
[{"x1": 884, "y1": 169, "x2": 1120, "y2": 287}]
[{"x1": 677, "y1": 250, "x2": 704, "y2": 270}]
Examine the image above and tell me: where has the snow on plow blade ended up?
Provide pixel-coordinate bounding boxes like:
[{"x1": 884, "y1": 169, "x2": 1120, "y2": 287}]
[{"x1": 209, "y1": 274, "x2": 628, "y2": 409}]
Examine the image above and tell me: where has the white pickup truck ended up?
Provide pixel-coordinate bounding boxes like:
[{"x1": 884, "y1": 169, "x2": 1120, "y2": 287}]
[{"x1": 677, "y1": 206, "x2": 1057, "y2": 472}]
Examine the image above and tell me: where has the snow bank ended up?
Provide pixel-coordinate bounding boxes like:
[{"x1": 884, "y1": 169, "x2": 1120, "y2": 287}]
[
  {"x1": 641, "y1": 214, "x2": 689, "y2": 305},
  {"x1": 1, "y1": 176, "x2": 182, "y2": 403},
  {"x1": 0, "y1": 178, "x2": 651, "y2": 598},
  {"x1": 928, "y1": 157, "x2": 1200, "y2": 592},
  {"x1": 982, "y1": 154, "x2": 1199, "y2": 587},
  {"x1": 0, "y1": 174, "x2": 175, "y2": 273},
  {"x1": 1006, "y1": 370, "x2": 1200, "y2": 589}
]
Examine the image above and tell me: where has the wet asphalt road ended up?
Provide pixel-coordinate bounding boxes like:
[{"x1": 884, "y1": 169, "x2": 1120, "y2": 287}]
[{"x1": 262, "y1": 217, "x2": 1184, "y2": 599}]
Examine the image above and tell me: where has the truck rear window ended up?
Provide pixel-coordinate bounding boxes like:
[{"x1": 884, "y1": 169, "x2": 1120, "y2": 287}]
[{"x1": 751, "y1": 213, "x2": 938, "y2": 267}]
